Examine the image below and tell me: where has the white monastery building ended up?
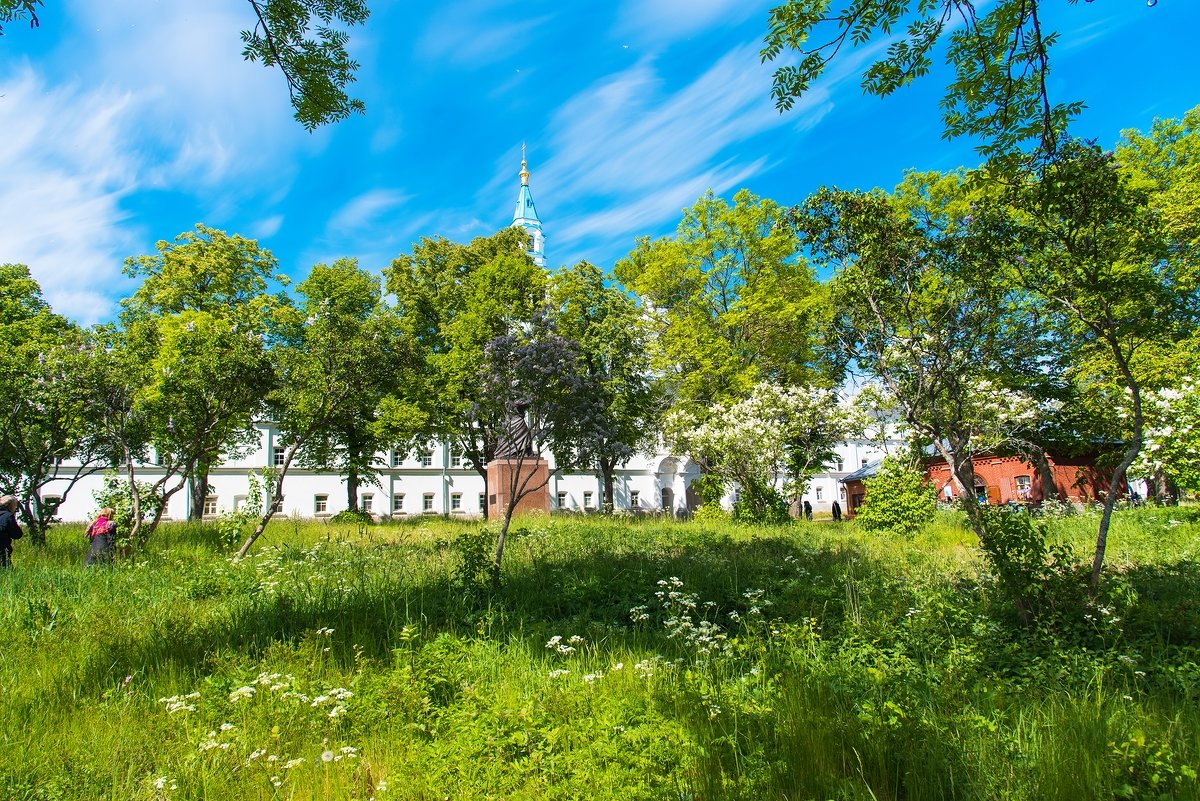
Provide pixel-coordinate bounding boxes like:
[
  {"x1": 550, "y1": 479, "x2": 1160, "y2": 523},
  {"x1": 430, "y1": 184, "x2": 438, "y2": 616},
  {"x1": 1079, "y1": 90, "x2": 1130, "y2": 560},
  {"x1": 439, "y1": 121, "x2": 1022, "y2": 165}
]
[{"x1": 44, "y1": 156, "x2": 895, "y2": 523}]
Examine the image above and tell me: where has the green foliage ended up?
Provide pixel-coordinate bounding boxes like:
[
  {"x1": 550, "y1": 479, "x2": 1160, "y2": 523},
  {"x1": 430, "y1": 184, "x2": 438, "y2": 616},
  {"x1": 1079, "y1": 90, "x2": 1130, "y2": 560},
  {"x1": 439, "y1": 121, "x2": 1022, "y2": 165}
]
[
  {"x1": 762, "y1": 0, "x2": 1091, "y2": 160},
  {"x1": 855, "y1": 458, "x2": 936, "y2": 535},
  {"x1": 240, "y1": 0, "x2": 370, "y2": 129},
  {"x1": 91, "y1": 472, "x2": 164, "y2": 549},
  {"x1": 214, "y1": 472, "x2": 265, "y2": 548},
  {"x1": 0, "y1": 0, "x2": 40, "y2": 34},
  {"x1": 615, "y1": 189, "x2": 829, "y2": 414},
  {"x1": 731, "y1": 480, "x2": 791, "y2": 525},
  {"x1": 976, "y1": 507, "x2": 1082, "y2": 626}
]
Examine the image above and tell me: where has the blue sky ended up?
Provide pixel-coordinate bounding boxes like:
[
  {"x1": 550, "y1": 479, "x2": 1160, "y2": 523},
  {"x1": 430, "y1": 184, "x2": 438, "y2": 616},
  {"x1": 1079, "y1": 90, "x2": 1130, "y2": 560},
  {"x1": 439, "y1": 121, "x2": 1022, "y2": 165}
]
[{"x1": 1, "y1": 0, "x2": 1197, "y2": 323}]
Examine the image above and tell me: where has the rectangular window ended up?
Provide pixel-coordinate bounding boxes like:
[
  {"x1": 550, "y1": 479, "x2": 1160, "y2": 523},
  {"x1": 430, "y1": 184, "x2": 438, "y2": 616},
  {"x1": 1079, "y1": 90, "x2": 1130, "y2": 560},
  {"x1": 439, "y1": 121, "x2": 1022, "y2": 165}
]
[
  {"x1": 203, "y1": 496, "x2": 218, "y2": 516},
  {"x1": 392, "y1": 451, "x2": 404, "y2": 467},
  {"x1": 479, "y1": 493, "x2": 487, "y2": 510},
  {"x1": 815, "y1": 487, "x2": 823, "y2": 501},
  {"x1": 422, "y1": 493, "x2": 435, "y2": 512},
  {"x1": 557, "y1": 491, "x2": 568, "y2": 509},
  {"x1": 1015, "y1": 475, "x2": 1032, "y2": 498},
  {"x1": 314, "y1": 494, "x2": 328, "y2": 514},
  {"x1": 861, "y1": 458, "x2": 868, "y2": 468},
  {"x1": 583, "y1": 491, "x2": 593, "y2": 510},
  {"x1": 451, "y1": 492, "x2": 462, "y2": 511},
  {"x1": 362, "y1": 494, "x2": 373, "y2": 512},
  {"x1": 273, "y1": 446, "x2": 286, "y2": 467},
  {"x1": 630, "y1": 490, "x2": 640, "y2": 509},
  {"x1": 271, "y1": 496, "x2": 284, "y2": 514},
  {"x1": 393, "y1": 494, "x2": 405, "y2": 513},
  {"x1": 450, "y1": 452, "x2": 462, "y2": 468},
  {"x1": 835, "y1": 458, "x2": 844, "y2": 471},
  {"x1": 839, "y1": 485, "x2": 847, "y2": 499},
  {"x1": 420, "y1": 450, "x2": 433, "y2": 468}
]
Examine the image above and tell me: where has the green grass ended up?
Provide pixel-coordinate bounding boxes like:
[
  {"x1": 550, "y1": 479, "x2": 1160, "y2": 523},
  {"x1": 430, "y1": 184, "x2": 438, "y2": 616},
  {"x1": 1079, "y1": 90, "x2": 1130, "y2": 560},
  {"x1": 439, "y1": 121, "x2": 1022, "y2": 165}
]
[{"x1": 2, "y1": 510, "x2": 1199, "y2": 799}]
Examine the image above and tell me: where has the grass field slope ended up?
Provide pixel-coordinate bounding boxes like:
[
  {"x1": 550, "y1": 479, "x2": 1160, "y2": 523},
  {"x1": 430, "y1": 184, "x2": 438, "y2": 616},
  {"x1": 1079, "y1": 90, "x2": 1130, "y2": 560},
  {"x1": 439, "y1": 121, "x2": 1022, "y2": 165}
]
[{"x1": 2, "y1": 509, "x2": 1200, "y2": 800}]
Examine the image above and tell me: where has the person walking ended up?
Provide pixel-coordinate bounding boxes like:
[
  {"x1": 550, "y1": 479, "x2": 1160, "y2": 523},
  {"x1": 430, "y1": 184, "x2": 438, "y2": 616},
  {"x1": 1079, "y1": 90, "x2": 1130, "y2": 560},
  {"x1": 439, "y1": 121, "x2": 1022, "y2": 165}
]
[
  {"x1": 84, "y1": 507, "x2": 117, "y2": 566},
  {"x1": 0, "y1": 495, "x2": 24, "y2": 568},
  {"x1": 831, "y1": 500, "x2": 843, "y2": 522},
  {"x1": 802, "y1": 500, "x2": 813, "y2": 521}
]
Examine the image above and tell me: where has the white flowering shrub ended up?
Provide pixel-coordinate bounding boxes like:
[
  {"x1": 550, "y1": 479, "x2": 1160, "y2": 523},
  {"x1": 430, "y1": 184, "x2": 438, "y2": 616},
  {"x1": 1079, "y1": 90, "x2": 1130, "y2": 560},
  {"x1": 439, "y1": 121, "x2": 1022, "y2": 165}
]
[
  {"x1": 667, "y1": 382, "x2": 867, "y2": 522},
  {"x1": 1134, "y1": 382, "x2": 1200, "y2": 493}
]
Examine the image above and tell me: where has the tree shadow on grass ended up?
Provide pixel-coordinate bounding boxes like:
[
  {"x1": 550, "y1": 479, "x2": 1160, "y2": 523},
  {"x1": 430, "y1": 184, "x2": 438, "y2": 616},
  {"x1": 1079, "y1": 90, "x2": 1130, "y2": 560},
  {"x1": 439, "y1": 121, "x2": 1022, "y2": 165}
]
[{"x1": 56, "y1": 530, "x2": 900, "y2": 698}]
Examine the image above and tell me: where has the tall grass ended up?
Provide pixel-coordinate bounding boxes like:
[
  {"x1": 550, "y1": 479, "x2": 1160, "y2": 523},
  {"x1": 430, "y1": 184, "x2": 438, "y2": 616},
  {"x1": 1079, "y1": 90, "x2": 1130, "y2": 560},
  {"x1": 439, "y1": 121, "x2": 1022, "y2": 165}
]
[{"x1": 1, "y1": 510, "x2": 1198, "y2": 799}]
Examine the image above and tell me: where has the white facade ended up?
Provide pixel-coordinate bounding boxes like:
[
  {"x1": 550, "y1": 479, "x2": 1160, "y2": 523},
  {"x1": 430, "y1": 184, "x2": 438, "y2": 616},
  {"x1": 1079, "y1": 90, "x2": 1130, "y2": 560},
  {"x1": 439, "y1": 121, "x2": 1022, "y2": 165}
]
[{"x1": 41, "y1": 428, "x2": 895, "y2": 523}]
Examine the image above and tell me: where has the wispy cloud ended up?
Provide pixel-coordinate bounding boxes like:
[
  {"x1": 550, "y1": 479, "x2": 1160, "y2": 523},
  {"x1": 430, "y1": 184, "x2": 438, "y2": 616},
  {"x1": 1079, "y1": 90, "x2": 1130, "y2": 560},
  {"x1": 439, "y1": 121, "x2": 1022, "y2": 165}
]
[
  {"x1": 418, "y1": 0, "x2": 551, "y2": 66},
  {"x1": 327, "y1": 189, "x2": 411, "y2": 234},
  {"x1": 615, "y1": 0, "x2": 762, "y2": 47},
  {"x1": 0, "y1": 68, "x2": 141, "y2": 323},
  {"x1": 480, "y1": 42, "x2": 825, "y2": 265}
]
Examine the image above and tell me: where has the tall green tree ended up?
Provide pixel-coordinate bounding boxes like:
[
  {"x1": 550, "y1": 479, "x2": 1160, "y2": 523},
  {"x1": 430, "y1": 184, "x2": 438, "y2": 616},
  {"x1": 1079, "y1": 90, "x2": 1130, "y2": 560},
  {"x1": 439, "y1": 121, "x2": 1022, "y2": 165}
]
[
  {"x1": 615, "y1": 189, "x2": 829, "y2": 415},
  {"x1": 290, "y1": 259, "x2": 424, "y2": 513},
  {"x1": 1000, "y1": 139, "x2": 1200, "y2": 590},
  {"x1": 547, "y1": 261, "x2": 660, "y2": 510},
  {"x1": 761, "y1": 0, "x2": 1132, "y2": 160},
  {"x1": 385, "y1": 228, "x2": 545, "y2": 516},
  {"x1": 120, "y1": 224, "x2": 287, "y2": 530},
  {"x1": 237, "y1": 258, "x2": 423, "y2": 557},
  {"x1": 0, "y1": 264, "x2": 107, "y2": 542},
  {"x1": 794, "y1": 171, "x2": 1040, "y2": 533}
]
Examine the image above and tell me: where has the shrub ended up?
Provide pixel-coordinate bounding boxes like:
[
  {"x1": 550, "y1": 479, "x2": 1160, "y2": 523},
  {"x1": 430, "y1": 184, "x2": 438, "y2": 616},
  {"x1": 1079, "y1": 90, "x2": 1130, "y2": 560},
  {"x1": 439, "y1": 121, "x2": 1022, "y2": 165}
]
[
  {"x1": 855, "y1": 458, "x2": 937, "y2": 535},
  {"x1": 328, "y1": 508, "x2": 374, "y2": 524}
]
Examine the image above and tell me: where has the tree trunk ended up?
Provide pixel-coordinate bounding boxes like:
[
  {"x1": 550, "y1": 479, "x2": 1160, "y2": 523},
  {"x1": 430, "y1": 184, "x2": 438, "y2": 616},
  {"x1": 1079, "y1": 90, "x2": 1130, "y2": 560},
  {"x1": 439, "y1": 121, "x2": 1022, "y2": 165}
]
[
  {"x1": 491, "y1": 506, "x2": 514, "y2": 588},
  {"x1": 238, "y1": 455, "x2": 292, "y2": 558},
  {"x1": 124, "y1": 449, "x2": 142, "y2": 551},
  {"x1": 140, "y1": 475, "x2": 189, "y2": 547},
  {"x1": 188, "y1": 463, "x2": 211, "y2": 521},
  {"x1": 346, "y1": 467, "x2": 360, "y2": 512},
  {"x1": 601, "y1": 461, "x2": 616, "y2": 514},
  {"x1": 1030, "y1": 445, "x2": 1058, "y2": 502},
  {"x1": 1091, "y1": 440, "x2": 1140, "y2": 592}
]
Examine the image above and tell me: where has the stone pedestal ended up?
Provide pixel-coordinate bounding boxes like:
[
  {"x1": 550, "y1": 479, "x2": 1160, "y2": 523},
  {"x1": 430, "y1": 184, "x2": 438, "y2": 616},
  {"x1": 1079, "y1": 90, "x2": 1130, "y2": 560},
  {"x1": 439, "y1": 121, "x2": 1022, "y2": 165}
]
[{"x1": 486, "y1": 458, "x2": 550, "y2": 519}]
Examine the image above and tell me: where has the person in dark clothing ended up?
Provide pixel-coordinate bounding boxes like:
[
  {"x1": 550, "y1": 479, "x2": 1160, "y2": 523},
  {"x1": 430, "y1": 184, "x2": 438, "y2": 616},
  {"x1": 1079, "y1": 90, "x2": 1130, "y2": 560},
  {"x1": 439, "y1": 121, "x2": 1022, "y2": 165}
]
[
  {"x1": 84, "y1": 507, "x2": 117, "y2": 566},
  {"x1": 831, "y1": 500, "x2": 843, "y2": 522},
  {"x1": 0, "y1": 495, "x2": 24, "y2": 568},
  {"x1": 802, "y1": 500, "x2": 813, "y2": 521}
]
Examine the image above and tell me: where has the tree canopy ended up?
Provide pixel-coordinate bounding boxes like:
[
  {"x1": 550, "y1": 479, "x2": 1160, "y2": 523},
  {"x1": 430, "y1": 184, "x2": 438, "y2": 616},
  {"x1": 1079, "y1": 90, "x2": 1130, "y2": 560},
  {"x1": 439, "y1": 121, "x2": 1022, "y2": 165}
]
[{"x1": 761, "y1": 0, "x2": 1149, "y2": 160}]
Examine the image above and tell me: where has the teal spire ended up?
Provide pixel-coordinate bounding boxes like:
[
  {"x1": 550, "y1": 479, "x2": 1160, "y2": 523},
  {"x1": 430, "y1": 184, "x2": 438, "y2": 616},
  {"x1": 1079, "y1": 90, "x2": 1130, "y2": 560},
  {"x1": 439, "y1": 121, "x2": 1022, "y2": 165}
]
[{"x1": 511, "y1": 144, "x2": 545, "y2": 267}]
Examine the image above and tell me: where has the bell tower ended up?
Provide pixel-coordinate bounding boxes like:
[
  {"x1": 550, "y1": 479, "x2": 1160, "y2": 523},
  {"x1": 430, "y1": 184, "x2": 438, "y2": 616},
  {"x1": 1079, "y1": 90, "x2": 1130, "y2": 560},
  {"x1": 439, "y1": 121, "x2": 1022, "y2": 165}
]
[{"x1": 511, "y1": 144, "x2": 546, "y2": 267}]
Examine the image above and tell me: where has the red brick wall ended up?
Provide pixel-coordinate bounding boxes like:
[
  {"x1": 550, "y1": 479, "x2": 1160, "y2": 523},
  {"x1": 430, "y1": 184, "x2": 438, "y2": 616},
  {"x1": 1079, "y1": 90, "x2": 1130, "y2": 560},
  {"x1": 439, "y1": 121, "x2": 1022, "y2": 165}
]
[{"x1": 925, "y1": 454, "x2": 1113, "y2": 504}]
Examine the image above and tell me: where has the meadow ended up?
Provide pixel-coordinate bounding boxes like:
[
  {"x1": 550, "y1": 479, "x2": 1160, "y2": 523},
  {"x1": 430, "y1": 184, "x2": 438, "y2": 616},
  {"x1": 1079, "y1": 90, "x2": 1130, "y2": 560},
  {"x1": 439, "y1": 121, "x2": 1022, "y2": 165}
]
[{"x1": 2, "y1": 508, "x2": 1200, "y2": 800}]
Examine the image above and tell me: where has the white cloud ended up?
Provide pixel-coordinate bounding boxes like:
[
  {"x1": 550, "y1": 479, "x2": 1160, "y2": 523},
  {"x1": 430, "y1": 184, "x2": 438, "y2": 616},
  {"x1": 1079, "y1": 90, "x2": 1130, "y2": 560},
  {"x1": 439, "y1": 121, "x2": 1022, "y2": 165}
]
[
  {"x1": 484, "y1": 42, "x2": 815, "y2": 261},
  {"x1": 615, "y1": 0, "x2": 762, "y2": 46},
  {"x1": 327, "y1": 189, "x2": 410, "y2": 234},
  {"x1": 0, "y1": 68, "x2": 141, "y2": 323},
  {"x1": 250, "y1": 214, "x2": 285, "y2": 240},
  {"x1": 417, "y1": 0, "x2": 550, "y2": 66}
]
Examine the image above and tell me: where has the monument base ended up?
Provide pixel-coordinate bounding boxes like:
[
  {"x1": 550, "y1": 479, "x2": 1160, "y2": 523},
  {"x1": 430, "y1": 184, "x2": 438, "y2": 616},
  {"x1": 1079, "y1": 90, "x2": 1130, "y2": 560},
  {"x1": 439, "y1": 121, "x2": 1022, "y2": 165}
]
[{"x1": 486, "y1": 458, "x2": 550, "y2": 519}]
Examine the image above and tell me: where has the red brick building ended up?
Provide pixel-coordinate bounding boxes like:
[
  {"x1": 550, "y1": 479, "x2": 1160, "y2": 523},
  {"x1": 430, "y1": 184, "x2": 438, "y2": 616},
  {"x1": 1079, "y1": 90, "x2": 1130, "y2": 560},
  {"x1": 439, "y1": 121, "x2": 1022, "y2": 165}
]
[{"x1": 842, "y1": 450, "x2": 1115, "y2": 517}]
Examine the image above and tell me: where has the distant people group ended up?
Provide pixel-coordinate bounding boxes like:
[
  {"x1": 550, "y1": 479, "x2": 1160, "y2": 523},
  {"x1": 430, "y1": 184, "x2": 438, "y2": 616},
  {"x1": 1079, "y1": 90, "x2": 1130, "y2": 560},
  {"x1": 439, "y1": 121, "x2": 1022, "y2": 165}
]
[{"x1": 0, "y1": 498, "x2": 118, "y2": 568}]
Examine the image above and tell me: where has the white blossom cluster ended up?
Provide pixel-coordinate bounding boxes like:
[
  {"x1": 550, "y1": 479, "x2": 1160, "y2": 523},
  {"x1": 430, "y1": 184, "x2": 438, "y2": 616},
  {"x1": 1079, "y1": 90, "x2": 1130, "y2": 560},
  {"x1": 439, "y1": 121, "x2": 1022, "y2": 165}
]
[
  {"x1": 1133, "y1": 382, "x2": 1200, "y2": 491},
  {"x1": 667, "y1": 382, "x2": 867, "y2": 499}
]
